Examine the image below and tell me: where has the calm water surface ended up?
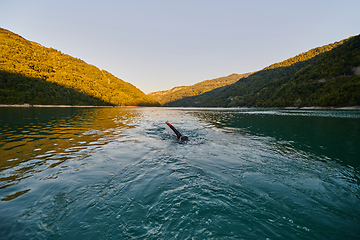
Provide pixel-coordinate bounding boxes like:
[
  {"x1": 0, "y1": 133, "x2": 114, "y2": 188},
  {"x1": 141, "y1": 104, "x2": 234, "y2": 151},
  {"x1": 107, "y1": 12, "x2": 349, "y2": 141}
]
[{"x1": 0, "y1": 107, "x2": 359, "y2": 239}]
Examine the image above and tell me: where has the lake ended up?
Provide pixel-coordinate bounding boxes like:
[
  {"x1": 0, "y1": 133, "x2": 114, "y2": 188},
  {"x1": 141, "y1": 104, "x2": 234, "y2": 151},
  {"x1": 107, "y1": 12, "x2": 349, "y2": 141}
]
[{"x1": 0, "y1": 107, "x2": 359, "y2": 239}]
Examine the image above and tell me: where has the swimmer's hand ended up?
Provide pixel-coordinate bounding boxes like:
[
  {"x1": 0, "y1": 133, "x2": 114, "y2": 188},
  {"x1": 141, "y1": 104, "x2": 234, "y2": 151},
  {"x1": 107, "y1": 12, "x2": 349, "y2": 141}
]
[{"x1": 179, "y1": 136, "x2": 189, "y2": 141}]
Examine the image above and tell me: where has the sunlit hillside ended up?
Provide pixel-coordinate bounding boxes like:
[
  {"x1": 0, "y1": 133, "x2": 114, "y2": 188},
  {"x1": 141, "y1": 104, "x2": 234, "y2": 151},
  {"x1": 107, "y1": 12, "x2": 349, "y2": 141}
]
[{"x1": 0, "y1": 28, "x2": 160, "y2": 106}]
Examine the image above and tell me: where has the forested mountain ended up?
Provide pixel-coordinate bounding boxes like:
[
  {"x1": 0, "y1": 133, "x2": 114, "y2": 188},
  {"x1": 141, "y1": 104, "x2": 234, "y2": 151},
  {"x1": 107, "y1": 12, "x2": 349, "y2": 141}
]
[
  {"x1": 164, "y1": 35, "x2": 360, "y2": 107},
  {"x1": 3, "y1": 27, "x2": 358, "y2": 108},
  {"x1": 148, "y1": 73, "x2": 252, "y2": 105},
  {"x1": 0, "y1": 28, "x2": 159, "y2": 106}
]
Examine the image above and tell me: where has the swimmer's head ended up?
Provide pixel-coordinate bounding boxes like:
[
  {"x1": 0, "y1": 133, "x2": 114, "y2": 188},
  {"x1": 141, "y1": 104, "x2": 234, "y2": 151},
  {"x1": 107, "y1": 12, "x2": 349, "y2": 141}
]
[{"x1": 179, "y1": 136, "x2": 189, "y2": 141}]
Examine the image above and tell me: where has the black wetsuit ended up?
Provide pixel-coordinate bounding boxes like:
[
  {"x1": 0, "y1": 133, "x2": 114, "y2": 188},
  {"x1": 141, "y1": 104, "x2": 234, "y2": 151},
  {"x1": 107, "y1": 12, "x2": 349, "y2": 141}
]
[{"x1": 166, "y1": 122, "x2": 188, "y2": 141}]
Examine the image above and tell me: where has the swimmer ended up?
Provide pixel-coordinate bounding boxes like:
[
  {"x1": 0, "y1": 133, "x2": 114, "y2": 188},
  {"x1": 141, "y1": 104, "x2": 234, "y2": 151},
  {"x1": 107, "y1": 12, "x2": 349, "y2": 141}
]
[{"x1": 166, "y1": 121, "x2": 189, "y2": 141}]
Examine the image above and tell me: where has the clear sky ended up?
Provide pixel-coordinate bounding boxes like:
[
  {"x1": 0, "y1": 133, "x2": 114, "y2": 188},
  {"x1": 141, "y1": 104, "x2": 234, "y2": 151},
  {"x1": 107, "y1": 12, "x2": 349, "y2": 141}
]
[{"x1": 1, "y1": 0, "x2": 359, "y2": 93}]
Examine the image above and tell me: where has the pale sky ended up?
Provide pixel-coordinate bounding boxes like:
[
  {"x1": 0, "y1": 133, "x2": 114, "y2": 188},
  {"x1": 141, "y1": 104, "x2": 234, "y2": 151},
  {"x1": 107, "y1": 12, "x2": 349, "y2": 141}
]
[{"x1": 1, "y1": 0, "x2": 359, "y2": 93}]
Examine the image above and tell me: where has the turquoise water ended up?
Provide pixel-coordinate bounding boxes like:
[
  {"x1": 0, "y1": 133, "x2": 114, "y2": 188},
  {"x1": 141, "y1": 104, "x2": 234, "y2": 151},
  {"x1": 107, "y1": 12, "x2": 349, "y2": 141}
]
[{"x1": 0, "y1": 107, "x2": 359, "y2": 239}]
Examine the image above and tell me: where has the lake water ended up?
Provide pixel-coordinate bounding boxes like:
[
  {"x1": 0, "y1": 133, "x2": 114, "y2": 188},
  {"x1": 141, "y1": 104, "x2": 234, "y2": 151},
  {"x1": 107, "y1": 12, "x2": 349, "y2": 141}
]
[{"x1": 0, "y1": 107, "x2": 359, "y2": 239}]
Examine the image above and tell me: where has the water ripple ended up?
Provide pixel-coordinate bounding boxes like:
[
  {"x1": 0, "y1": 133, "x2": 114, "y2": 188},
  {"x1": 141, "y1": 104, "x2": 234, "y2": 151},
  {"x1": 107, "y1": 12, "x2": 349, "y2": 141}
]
[{"x1": 1, "y1": 107, "x2": 359, "y2": 239}]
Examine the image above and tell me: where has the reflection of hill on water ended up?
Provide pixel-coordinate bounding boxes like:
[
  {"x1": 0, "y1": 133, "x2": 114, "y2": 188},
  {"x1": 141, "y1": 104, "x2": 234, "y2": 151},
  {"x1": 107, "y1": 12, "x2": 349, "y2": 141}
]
[{"x1": 0, "y1": 107, "x2": 140, "y2": 194}]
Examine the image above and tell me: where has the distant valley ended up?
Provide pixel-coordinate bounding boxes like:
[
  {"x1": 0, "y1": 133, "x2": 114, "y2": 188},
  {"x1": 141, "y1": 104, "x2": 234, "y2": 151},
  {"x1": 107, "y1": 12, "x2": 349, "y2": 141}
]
[{"x1": 148, "y1": 73, "x2": 253, "y2": 105}]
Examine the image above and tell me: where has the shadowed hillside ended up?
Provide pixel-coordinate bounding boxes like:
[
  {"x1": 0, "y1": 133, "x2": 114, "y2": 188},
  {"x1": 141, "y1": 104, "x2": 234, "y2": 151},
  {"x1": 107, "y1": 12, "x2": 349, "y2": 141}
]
[
  {"x1": 0, "y1": 70, "x2": 110, "y2": 105},
  {"x1": 164, "y1": 35, "x2": 360, "y2": 108}
]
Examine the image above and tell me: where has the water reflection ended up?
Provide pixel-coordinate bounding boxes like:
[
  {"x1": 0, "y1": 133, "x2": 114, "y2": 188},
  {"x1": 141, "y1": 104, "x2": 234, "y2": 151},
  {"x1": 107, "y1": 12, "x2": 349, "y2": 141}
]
[{"x1": 0, "y1": 107, "x2": 140, "y2": 197}]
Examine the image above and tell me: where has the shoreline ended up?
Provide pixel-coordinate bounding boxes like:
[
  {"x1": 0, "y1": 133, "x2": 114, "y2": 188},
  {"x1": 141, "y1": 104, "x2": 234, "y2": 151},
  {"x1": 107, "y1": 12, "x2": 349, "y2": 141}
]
[
  {"x1": 284, "y1": 106, "x2": 360, "y2": 110},
  {"x1": 0, "y1": 104, "x2": 137, "y2": 108},
  {"x1": 1, "y1": 104, "x2": 359, "y2": 110}
]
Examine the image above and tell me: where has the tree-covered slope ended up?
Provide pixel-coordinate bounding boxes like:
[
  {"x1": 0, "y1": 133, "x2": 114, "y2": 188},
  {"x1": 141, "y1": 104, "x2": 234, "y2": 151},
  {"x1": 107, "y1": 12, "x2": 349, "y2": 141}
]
[
  {"x1": 165, "y1": 35, "x2": 360, "y2": 107},
  {"x1": 148, "y1": 73, "x2": 252, "y2": 105},
  {"x1": 0, "y1": 70, "x2": 110, "y2": 105},
  {"x1": 0, "y1": 28, "x2": 159, "y2": 106}
]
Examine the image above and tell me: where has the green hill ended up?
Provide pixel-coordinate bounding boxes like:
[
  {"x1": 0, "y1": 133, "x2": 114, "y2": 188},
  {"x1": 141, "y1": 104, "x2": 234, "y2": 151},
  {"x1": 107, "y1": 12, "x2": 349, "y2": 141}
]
[
  {"x1": 165, "y1": 35, "x2": 360, "y2": 107},
  {"x1": 148, "y1": 73, "x2": 253, "y2": 105},
  {"x1": 0, "y1": 28, "x2": 159, "y2": 106}
]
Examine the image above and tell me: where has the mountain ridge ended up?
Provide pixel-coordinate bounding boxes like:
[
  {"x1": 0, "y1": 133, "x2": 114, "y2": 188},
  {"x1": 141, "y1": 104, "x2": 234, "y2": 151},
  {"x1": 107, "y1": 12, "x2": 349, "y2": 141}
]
[
  {"x1": 148, "y1": 73, "x2": 253, "y2": 105},
  {"x1": 2, "y1": 27, "x2": 359, "y2": 108},
  {"x1": 0, "y1": 28, "x2": 159, "y2": 106},
  {"x1": 161, "y1": 35, "x2": 360, "y2": 108}
]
